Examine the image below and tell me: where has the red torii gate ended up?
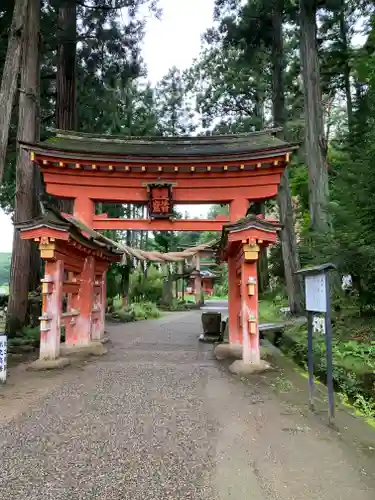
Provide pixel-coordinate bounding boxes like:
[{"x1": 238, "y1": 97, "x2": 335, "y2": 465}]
[{"x1": 19, "y1": 129, "x2": 296, "y2": 368}]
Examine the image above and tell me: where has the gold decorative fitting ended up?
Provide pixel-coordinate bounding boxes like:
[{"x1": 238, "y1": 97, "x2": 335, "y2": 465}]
[
  {"x1": 243, "y1": 243, "x2": 260, "y2": 262},
  {"x1": 141, "y1": 166, "x2": 146, "y2": 171},
  {"x1": 43, "y1": 159, "x2": 48, "y2": 165},
  {"x1": 256, "y1": 162, "x2": 261, "y2": 168},
  {"x1": 273, "y1": 160, "x2": 279, "y2": 166},
  {"x1": 158, "y1": 166, "x2": 163, "y2": 172},
  {"x1": 174, "y1": 166, "x2": 179, "y2": 172},
  {"x1": 39, "y1": 242, "x2": 56, "y2": 260},
  {"x1": 190, "y1": 166, "x2": 195, "y2": 172},
  {"x1": 240, "y1": 164, "x2": 245, "y2": 170},
  {"x1": 30, "y1": 152, "x2": 35, "y2": 161},
  {"x1": 125, "y1": 165, "x2": 130, "y2": 171},
  {"x1": 223, "y1": 165, "x2": 228, "y2": 171},
  {"x1": 108, "y1": 165, "x2": 113, "y2": 170},
  {"x1": 247, "y1": 277, "x2": 257, "y2": 296},
  {"x1": 75, "y1": 163, "x2": 80, "y2": 169},
  {"x1": 59, "y1": 162, "x2": 64, "y2": 167},
  {"x1": 92, "y1": 164, "x2": 97, "y2": 170},
  {"x1": 207, "y1": 166, "x2": 211, "y2": 171}
]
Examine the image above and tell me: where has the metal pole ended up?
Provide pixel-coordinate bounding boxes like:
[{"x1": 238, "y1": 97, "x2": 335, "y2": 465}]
[
  {"x1": 307, "y1": 311, "x2": 315, "y2": 410},
  {"x1": 324, "y1": 272, "x2": 335, "y2": 424}
]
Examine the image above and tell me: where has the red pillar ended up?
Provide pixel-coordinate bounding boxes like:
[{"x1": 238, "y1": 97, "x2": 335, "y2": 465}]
[
  {"x1": 75, "y1": 256, "x2": 95, "y2": 345},
  {"x1": 194, "y1": 254, "x2": 202, "y2": 305},
  {"x1": 228, "y1": 255, "x2": 241, "y2": 344},
  {"x1": 40, "y1": 260, "x2": 63, "y2": 360},
  {"x1": 73, "y1": 197, "x2": 94, "y2": 228},
  {"x1": 241, "y1": 259, "x2": 260, "y2": 364},
  {"x1": 229, "y1": 198, "x2": 248, "y2": 223},
  {"x1": 91, "y1": 270, "x2": 106, "y2": 341},
  {"x1": 227, "y1": 198, "x2": 249, "y2": 345}
]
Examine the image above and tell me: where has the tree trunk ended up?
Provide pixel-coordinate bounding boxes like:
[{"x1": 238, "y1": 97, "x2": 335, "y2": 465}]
[
  {"x1": 55, "y1": 0, "x2": 77, "y2": 213},
  {"x1": 339, "y1": 2, "x2": 353, "y2": 131},
  {"x1": 7, "y1": 0, "x2": 40, "y2": 336},
  {"x1": 272, "y1": 0, "x2": 304, "y2": 314},
  {"x1": 0, "y1": 0, "x2": 28, "y2": 183},
  {"x1": 299, "y1": 0, "x2": 330, "y2": 233},
  {"x1": 56, "y1": 0, "x2": 77, "y2": 131}
]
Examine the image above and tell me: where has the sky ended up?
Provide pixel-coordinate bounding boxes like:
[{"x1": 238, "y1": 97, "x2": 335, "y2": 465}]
[{"x1": 0, "y1": 0, "x2": 216, "y2": 253}]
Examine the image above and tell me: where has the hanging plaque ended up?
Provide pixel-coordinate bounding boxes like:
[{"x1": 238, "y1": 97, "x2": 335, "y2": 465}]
[{"x1": 147, "y1": 183, "x2": 173, "y2": 219}]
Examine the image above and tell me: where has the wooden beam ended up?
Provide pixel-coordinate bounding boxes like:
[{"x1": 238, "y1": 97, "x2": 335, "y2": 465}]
[{"x1": 92, "y1": 217, "x2": 229, "y2": 232}]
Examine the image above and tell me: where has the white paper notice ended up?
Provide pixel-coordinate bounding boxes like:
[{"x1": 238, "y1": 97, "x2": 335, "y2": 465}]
[
  {"x1": 0, "y1": 334, "x2": 7, "y2": 383},
  {"x1": 305, "y1": 274, "x2": 327, "y2": 313}
]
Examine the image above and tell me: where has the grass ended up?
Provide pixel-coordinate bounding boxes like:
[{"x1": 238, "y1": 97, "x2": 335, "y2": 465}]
[{"x1": 258, "y1": 299, "x2": 284, "y2": 323}]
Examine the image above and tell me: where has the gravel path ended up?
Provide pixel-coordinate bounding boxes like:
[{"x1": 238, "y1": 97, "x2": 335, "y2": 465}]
[{"x1": 0, "y1": 311, "x2": 374, "y2": 499}]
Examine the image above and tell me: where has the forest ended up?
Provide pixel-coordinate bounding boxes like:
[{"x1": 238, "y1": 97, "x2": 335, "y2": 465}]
[{"x1": 1, "y1": 1, "x2": 375, "y2": 412}]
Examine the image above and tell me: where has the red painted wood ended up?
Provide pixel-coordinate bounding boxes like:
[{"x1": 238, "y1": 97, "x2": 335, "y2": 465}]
[{"x1": 92, "y1": 217, "x2": 229, "y2": 231}]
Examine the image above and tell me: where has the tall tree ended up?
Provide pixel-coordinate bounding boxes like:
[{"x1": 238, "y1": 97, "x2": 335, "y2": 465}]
[
  {"x1": 272, "y1": 0, "x2": 304, "y2": 313},
  {"x1": 156, "y1": 67, "x2": 196, "y2": 135},
  {"x1": 56, "y1": 0, "x2": 77, "y2": 131},
  {"x1": 206, "y1": 0, "x2": 303, "y2": 312},
  {"x1": 0, "y1": 0, "x2": 28, "y2": 183},
  {"x1": 299, "y1": 0, "x2": 330, "y2": 232},
  {"x1": 7, "y1": 0, "x2": 40, "y2": 335}
]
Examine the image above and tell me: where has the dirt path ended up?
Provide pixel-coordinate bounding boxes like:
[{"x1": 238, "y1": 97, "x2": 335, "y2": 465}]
[{"x1": 0, "y1": 311, "x2": 374, "y2": 499}]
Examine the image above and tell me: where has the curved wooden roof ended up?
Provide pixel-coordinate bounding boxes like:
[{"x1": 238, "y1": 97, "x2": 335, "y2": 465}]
[{"x1": 20, "y1": 129, "x2": 298, "y2": 163}]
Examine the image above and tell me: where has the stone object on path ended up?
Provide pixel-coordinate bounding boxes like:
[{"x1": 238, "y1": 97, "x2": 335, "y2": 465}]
[
  {"x1": 201, "y1": 311, "x2": 221, "y2": 335},
  {"x1": 27, "y1": 357, "x2": 71, "y2": 371},
  {"x1": 60, "y1": 342, "x2": 107, "y2": 357},
  {"x1": 214, "y1": 343, "x2": 242, "y2": 360},
  {"x1": 199, "y1": 311, "x2": 222, "y2": 342},
  {"x1": 228, "y1": 359, "x2": 272, "y2": 375}
]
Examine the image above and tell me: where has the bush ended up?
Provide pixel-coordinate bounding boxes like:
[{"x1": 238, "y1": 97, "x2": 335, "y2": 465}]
[
  {"x1": 129, "y1": 265, "x2": 164, "y2": 304},
  {"x1": 113, "y1": 309, "x2": 135, "y2": 323},
  {"x1": 112, "y1": 301, "x2": 160, "y2": 322},
  {"x1": 128, "y1": 301, "x2": 160, "y2": 320}
]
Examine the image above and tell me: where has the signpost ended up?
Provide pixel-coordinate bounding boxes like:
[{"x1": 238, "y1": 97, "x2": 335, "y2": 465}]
[
  {"x1": 295, "y1": 264, "x2": 336, "y2": 425},
  {"x1": 0, "y1": 334, "x2": 7, "y2": 384}
]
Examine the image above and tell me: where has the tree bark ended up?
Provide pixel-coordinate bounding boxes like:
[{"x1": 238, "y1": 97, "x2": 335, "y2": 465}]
[
  {"x1": 7, "y1": 0, "x2": 40, "y2": 335},
  {"x1": 0, "y1": 0, "x2": 28, "y2": 184},
  {"x1": 56, "y1": 0, "x2": 77, "y2": 131},
  {"x1": 299, "y1": 0, "x2": 330, "y2": 233},
  {"x1": 339, "y1": 1, "x2": 353, "y2": 131},
  {"x1": 272, "y1": 0, "x2": 304, "y2": 314},
  {"x1": 55, "y1": 0, "x2": 77, "y2": 213}
]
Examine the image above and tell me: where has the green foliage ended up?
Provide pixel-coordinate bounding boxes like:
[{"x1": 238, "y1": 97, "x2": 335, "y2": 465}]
[
  {"x1": 128, "y1": 301, "x2": 160, "y2": 320},
  {"x1": 213, "y1": 283, "x2": 228, "y2": 297},
  {"x1": 0, "y1": 253, "x2": 11, "y2": 285},
  {"x1": 113, "y1": 301, "x2": 160, "y2": 322},
  {"x1": 129, "y1": 265, "x2": 164, "y2": 304},
  {"x1": 283, "y1": 321, "x2": 375, "y2": 412}
]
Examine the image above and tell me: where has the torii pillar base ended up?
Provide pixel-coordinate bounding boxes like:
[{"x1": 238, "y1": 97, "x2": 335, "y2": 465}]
[{"x1": 228, "y1": 359, "x2": 272, "y2": 375}]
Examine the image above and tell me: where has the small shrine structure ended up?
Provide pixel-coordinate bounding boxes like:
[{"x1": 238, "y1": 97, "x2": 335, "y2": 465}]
[
  {"x1": 19, "y1": 129, "x2": 297, "y2": 369},
  {"x1": 186, "y1": 270, "x2": 216, "y2": 297},
  {"x1": 15, "y1": 206, "x2": 122, "y2": 361}
]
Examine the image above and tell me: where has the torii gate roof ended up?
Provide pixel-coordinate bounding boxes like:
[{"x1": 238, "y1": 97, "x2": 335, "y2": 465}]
[{"x1": 20, "y1": 128, "x2": 298, "y2": 169}]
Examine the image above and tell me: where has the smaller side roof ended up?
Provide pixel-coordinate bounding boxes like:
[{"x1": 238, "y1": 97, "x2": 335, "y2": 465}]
[{"x1": 15, "y1": 204, "x2": 123, "y2": 257}]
